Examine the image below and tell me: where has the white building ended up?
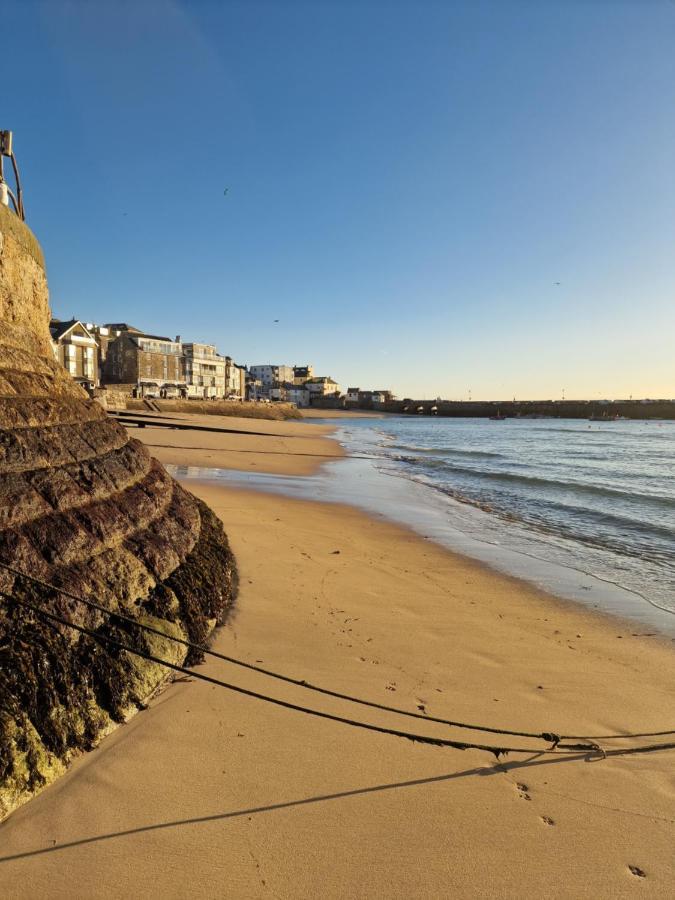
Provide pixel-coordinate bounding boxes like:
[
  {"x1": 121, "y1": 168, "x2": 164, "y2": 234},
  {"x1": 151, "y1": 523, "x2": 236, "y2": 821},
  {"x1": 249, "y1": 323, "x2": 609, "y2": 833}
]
[
  {"x1": 249, "y1": 364, "x2": 294, "y2": 389},
  {"x1": 49, "y1": 319, "x2": 98, "y2": 390},
  {"x1": 183, "y1": 342, "x2": 226, "y2": 399}
]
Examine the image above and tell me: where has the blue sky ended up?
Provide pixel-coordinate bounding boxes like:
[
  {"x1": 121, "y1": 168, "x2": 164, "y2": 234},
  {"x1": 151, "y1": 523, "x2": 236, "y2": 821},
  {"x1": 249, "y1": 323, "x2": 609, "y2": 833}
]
[{"x1": 3, "y1": 0, "x2": 674, "y2": 399}]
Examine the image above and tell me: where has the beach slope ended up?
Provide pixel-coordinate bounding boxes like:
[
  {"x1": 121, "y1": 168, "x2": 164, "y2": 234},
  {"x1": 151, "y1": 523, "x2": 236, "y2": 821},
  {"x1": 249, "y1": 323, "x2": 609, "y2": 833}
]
[{"x1": 1, "y1": 471, "x2": 674, "y2": 896}]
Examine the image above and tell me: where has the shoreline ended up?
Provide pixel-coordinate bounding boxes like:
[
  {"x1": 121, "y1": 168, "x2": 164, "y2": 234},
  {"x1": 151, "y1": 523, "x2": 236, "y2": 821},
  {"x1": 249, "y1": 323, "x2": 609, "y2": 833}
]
[
  {"x1": 2, "y1": 413, "x2": 674, "y2": 897},
  {"x1": 174, "y1": 465, "x2": 675, "y2": 650},
  {"x1": 154, "y1": 410, "x2": 675, "y2": 638},
  {"x1": 136, "y1": 409, "x2": 674, "y2": 637},
  {"x1": 316, "y1": 415, "x2": 675, "y2": 637}
]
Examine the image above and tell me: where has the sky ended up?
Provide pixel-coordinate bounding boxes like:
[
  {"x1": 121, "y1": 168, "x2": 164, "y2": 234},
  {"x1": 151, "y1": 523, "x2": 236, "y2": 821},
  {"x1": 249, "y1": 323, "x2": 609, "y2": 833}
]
[{"x1": 2, "y1": 0, "x2": 674, "y2": 400}]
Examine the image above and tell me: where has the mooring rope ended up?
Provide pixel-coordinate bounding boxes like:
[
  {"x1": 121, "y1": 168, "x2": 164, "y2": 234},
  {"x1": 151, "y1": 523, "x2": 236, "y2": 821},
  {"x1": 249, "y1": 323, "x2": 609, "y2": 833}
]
[
  {"x1": 2, "y1": 589, "x2": 675, "y2": 761},
  {"x1": 2, "y1": 587, "x2": 603, "y2": 759},
  {"x1": 0, "y1": 560, "x2": 673, "y2": 746}
]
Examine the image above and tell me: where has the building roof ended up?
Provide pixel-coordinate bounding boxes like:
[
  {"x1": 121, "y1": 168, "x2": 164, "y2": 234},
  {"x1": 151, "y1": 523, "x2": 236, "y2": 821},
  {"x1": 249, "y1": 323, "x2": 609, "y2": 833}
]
[
  {"x1": 104, "y1": 323, "x2": 144, "y2": 334},
  {"x1": 131, "y1": 333, "x2": 174, "y2": 344},
  {"x1": 50, "y1": 318, "x2": 77, "y2": 340},
  {"x1": 49, "y1": 319, "x2": 95, "y2": 342}
]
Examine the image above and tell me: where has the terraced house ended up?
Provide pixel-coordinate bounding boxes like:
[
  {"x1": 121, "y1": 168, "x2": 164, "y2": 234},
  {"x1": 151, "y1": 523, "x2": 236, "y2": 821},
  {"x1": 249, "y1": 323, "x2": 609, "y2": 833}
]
[
  {"x1": 183, "y1": 342, "x2": 226, "y2": 399},
  {"x1": 103, "y1": 328, "x2": 187, "y2": 398}
]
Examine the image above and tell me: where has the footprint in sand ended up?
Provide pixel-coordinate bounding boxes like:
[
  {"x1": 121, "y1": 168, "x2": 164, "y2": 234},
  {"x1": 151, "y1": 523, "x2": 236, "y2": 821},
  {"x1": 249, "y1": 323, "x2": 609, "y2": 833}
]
[
  {"x1": 540, "y1": 816, "x2": 555, "y2": 826},
  {"x1": 516, "y1": 782, "x2": 532, "y2": 801},
  {"x1": 628, "y1": 865, "x2": 646, "y2": 879}
]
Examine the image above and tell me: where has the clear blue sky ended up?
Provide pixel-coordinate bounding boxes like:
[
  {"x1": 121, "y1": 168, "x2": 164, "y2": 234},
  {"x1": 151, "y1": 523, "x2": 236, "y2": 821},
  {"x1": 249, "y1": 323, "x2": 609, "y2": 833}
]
[{"x1": 4, "y1": 0, "x2": 674, "y2": 399}]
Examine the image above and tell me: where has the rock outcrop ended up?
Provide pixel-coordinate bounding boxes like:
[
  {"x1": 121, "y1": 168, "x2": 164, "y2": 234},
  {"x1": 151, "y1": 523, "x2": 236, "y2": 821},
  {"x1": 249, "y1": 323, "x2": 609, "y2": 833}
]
[{"x1": 0, "y1": 204, "x2": 237, "y2": 820}]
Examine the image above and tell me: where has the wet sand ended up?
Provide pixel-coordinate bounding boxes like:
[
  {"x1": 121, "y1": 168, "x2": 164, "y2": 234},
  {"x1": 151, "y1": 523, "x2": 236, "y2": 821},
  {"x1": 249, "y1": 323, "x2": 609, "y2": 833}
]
[{"x1": 1, "y1": 416, "x2": 674, "y2": 898}]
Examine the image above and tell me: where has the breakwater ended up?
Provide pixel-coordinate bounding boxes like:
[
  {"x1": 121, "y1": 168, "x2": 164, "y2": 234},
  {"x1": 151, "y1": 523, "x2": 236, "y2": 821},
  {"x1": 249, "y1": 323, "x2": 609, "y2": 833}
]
[
  {"x1": 355, "y1": 399, "x2": 675, "y2": 419},
  {"x1": 0, "y1": 203, "x2": 237, "y2": 821}
]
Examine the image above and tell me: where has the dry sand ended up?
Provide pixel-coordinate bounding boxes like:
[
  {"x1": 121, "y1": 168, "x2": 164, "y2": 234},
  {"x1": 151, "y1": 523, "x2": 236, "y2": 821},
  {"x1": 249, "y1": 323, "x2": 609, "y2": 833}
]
[
  {"x1": 1, "y1": 416, "x2": 674, "y2": 898},
  {"x1": 122, "y1": 411, "x2": 344, "y2": 475}
]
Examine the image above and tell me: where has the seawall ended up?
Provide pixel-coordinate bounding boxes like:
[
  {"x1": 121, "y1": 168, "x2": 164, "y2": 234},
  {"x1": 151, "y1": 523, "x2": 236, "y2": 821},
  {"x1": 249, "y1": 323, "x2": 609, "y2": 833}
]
[{"x1": 0, "y1": 204, "x2": 237, "y2": 820}]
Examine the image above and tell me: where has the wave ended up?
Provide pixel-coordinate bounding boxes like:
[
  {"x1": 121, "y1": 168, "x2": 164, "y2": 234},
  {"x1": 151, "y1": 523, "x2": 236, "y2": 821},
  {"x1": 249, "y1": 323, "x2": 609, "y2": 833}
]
[
  {"x1": 392, "y1": 456, "x2": 675, "y2": 510},
  {"x1": 388, "y1": 467, "x2": 674, "y2": 564},
  {"x1": 521, "y1": 499, "x2": 675, "y2": 553},
  {"x1": 388, "y1": 444, "x2": 504, "y2": 459},
  {"x1": 528, "y1": 426, "x2": 675, "y2": 440}
]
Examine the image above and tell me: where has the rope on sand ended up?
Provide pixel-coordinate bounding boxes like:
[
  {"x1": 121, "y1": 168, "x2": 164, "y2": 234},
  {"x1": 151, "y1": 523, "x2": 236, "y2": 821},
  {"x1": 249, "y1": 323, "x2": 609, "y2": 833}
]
[{"x1": 1, "y1": 562, "x2": 674, "y2": 758}]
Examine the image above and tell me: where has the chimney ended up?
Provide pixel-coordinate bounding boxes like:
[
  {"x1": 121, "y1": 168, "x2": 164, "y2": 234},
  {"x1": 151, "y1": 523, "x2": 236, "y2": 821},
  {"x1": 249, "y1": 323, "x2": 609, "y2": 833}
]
[{"x1": 175, "y1": 335, "x2": 181, "y2": 343}]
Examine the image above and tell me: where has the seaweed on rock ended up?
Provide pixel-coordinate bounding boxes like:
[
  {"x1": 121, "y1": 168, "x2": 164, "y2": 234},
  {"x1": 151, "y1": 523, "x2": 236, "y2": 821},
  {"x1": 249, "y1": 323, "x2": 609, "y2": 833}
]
[{"x1": 0, "y1": 203, "x2": 238, "y2": 820}]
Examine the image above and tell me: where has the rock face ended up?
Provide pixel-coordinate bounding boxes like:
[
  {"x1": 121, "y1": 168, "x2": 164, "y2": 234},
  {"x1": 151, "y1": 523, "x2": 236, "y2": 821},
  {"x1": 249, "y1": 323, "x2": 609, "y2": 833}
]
[{"x1": 0, "y1": 204, "x2": 237, "y2": 820}]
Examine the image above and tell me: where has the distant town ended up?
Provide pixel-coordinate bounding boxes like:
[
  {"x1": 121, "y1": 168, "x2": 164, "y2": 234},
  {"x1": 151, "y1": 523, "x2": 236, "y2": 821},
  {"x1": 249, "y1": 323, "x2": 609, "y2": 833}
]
[
  {"x1": 49, "y1": 318, "x2": 394, "y2": 409},
  {"x1": 49, "y1": 317, "x2": 675, "y2": 420}
]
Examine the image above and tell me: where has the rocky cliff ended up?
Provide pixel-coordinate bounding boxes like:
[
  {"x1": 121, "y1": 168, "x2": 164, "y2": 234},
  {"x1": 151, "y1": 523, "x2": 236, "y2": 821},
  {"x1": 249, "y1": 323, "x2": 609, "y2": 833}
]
[{"x1": 0, "y1": 204, "x2": 237, "y2": 820}]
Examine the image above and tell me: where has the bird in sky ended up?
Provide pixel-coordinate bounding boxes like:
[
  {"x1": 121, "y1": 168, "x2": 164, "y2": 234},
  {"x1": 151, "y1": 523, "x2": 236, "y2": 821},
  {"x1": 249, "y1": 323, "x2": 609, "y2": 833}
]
[
  {"x1": 554, "y1": 281, "x2": 561, "y2": 286},
  {"x1": 273, "y1": 319, "x2": 280, "y2": 324},
  {"x1": 223, "y1": 188, "x2": 228, "y2": 196}
]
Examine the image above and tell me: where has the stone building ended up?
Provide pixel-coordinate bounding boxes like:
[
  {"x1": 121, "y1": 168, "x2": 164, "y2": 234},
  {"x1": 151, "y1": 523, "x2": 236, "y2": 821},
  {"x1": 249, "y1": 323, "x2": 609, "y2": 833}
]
[
  {"x1": 103, "y1": 330, "x2": 187, "y2": 398},
  {"x1": 345, "y1": 388, "x2": 394, "y2": 408},
  {"x1": 287, "y1": 385, "x2": 310, "y2": 407},
  {"x1": 293, "y1": 364, "x2": 314, "y2": 385},
  {"x1": 49, "y1": 318, "x2": 99, "y2": 390},
  {"x1": 305, "y1": 376, "x2": 341, "y2": 401},
  {"x1": 183, "y1": 342, "x2": 226, "y2": 399}
]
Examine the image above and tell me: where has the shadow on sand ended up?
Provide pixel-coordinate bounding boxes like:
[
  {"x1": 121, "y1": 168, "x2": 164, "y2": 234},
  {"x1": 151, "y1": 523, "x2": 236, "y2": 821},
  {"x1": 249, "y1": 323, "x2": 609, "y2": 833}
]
[{"x1": 0, "y1": 752, "x2": 591, "y2": 863}]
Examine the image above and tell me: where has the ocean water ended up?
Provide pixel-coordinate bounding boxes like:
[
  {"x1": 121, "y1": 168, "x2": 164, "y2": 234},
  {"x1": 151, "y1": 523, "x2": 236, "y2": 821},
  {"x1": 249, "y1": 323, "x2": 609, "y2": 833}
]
[
  {"x1": 169, "y1": 415, "x2": 675, "y2": 634},
  {"x1": 335, "y1": 416, "x2": 675, "y2": 619}
]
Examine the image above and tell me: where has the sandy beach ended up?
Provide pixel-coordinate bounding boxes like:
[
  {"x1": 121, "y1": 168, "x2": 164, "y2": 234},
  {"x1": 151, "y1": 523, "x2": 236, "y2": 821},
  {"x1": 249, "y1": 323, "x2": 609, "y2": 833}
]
[
  {"x1": 119, "y1": 411, "x2": 346, "y2": 475},
  {"x1": 1, "y1": 415, "x2": 674, "y2": 898}
]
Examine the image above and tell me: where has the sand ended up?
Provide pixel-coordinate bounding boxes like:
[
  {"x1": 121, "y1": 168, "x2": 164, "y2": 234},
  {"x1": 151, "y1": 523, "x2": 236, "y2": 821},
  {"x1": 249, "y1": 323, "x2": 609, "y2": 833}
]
[
  {"x1": 1, "y1": 416, "x2": 674, "y2": 898},
  {"x1": 122, "y1": 411, "x2": 344, "y2": 475}
]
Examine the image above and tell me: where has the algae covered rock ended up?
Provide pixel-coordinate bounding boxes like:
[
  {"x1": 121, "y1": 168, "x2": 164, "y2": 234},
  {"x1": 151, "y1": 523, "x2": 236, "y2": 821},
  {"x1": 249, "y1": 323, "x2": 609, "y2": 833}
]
[{"x1": 0, "y1": 203, "x2": 237, "y2": 821}]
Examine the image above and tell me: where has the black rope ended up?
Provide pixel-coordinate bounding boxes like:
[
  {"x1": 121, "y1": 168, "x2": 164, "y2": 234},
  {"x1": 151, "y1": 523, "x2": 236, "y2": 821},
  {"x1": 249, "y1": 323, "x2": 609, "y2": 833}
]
[
  {"x1": 5, "y1": 184, "x2": 20, "y2": 217},
  {"x1": 0, "y1": 560, "x2": 672, "y2": 744},
  {"x1": 3, "y1": 587, "x2": 619, "y2": 759},
  {"x1": 9, "y1": 152, "x2": 24, "y2": 220}
]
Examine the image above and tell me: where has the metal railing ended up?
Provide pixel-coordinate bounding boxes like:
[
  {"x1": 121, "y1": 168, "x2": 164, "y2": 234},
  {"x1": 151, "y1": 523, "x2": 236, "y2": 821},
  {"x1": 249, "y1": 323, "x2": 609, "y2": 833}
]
[{"x1": 0, "y1": 130, "x2": 25, "y2": 220}]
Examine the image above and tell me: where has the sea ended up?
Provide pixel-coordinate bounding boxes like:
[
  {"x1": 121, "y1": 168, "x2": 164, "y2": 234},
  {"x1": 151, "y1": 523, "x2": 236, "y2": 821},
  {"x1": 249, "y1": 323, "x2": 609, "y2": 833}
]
[{"x1": 169, "y1": 416, "x2": 675, "y2": 636}]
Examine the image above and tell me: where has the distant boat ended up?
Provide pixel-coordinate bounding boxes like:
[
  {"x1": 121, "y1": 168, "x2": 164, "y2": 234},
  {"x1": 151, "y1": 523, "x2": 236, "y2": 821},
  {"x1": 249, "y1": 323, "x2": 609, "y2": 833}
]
[
  {"x1": 589, "y1": 414, "x2": 619, "y2": 421},
  {"x1": 489, "y1": 410, "x2": 506, "y2": 420}
]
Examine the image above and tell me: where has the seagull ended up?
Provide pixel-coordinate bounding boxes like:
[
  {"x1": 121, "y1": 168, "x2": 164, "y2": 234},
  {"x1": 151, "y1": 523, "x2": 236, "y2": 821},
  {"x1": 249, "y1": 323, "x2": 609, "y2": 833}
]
[
  {"x1": 223, "y1": 188, "x2": 229, "y2": 196},
  {"x1": 554, "y1": 282, "x2": 561, "y2": 286},
  {"x1": 273, "y1": 319, "x2": 280, "y2": 324}
]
